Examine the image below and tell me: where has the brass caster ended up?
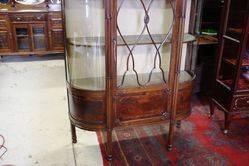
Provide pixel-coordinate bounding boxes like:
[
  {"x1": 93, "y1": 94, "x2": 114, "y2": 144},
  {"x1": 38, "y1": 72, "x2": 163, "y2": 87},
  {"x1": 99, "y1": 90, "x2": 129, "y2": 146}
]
[
  {"x1": 176, "y1": 121, "x2": 181, "y2": 129},
  {"x1": 107, "y1": 155, "x2": 113, "y2": 161},
  {"x1": 223, "y1": 129, "x2": 228, "y2": 134},
  {"x1": 72, "y1": 139, "x2": 77, "y2": 144},
  {"x1": 167, "y1": 145, "x2": 172, "y2": 151}
]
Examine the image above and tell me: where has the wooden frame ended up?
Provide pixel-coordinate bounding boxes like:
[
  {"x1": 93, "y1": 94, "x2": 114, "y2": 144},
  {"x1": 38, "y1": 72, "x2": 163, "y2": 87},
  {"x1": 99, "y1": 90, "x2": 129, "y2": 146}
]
[
  {"x1": 63, "y1": 0, "x2": 195, "y2": 161},
  {"x1": 210, "y1": 0, "x2": 249, "y2": 133}
]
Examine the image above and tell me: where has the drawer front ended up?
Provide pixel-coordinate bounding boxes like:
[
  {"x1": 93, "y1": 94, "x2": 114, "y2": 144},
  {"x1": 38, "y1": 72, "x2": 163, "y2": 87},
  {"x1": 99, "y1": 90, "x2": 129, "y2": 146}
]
[
  {"x1": 0, "y1": 20, "x2": 7, "y2": 29},
  {"x1": 232, "y1": 96, "x2": 249, "y2": 112},
  {"x1": 50, "y1": 18, "x2": 62, "y2": 28},
  {"x1": 116, "y1": 90, "x2": 167, "y2": 122},
  {"x1": 49, "y1": 12, "x2": 62, "y2": 19},
  {"x1": 9, "y1": 13, "x2": 47, "y2": 22},
  {"x1": 0, "y1": 14, "x2": 7, "y2": 19}
]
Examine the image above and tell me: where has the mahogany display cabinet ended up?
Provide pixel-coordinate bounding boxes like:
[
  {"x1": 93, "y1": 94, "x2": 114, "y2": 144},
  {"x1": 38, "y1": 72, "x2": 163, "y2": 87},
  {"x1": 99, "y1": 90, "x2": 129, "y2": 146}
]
[
  {"x1": 63, "y1": 0, "x2": 196, "y2": 160},
  {"x1": 211, "y1": 0, "x2": 249, "y2": 133},
  {"x1": 0, "y1": 0, "x2": 64, "y2": 56}
]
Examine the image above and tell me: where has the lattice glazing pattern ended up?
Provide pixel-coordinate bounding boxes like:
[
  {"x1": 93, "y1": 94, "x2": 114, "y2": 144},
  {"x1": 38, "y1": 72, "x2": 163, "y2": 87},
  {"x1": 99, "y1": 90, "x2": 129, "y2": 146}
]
[{"x1": 117, "y1": 0, "x2": 175, "y2": 88}]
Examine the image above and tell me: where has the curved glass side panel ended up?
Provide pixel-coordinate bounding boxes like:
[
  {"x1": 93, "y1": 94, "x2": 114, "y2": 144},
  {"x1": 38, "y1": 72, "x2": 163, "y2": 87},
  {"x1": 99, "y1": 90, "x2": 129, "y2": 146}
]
[{"x1": 65, "y1": 0, "x2": 105, "y2": 90}]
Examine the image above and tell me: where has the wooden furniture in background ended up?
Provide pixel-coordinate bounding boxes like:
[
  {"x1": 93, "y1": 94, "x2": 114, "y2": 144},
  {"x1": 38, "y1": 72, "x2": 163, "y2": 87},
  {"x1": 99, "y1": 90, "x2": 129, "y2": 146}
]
[
  {"x1": 63, "y1": 0, "x2": 196, "y2": 160},
  {"x1": 0, "y1": 0, "x2": 64, "y2": 56},
  {"x1": 187, "y1": 0, "x2": 223, "y2": 95},
  {"x1": 211, "y1": 0, "x2": 249, "y2": 133}
]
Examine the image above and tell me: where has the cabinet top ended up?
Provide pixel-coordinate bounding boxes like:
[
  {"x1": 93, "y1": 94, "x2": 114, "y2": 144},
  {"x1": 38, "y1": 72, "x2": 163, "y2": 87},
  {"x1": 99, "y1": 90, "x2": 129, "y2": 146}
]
[{"x1": 0, "y1": 4, "x2": 61, "y2": 13}]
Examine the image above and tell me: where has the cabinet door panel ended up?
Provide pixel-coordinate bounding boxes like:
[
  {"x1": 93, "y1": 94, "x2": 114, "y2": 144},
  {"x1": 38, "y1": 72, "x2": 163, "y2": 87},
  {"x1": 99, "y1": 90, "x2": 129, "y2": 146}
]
[
  {"x1": 0, "y1": 31, "x2": 11, "y2": 52},
  {"x1": 13, "y1": 24, "x2": 31, "y2": 52},
  {"x1": 32, "y1": 24, "x2": 47, "y2": 51},
  {"x1": 50, "y1": 29, "x2": 64, "y2": 50}
]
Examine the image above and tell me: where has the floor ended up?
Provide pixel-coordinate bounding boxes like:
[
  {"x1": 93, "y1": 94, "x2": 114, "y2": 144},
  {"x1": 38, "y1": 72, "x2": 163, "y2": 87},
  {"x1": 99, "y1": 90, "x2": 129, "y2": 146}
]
[{"x1": 0, "y1": 55, "x2": 103, "y2": 166}]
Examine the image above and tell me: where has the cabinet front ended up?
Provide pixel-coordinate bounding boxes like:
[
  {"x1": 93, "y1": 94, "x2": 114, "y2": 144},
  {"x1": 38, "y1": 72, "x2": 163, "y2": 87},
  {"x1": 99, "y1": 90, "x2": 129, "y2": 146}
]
[{"x1": 115, "y1": 0, "x2": 175, "y2": 123}]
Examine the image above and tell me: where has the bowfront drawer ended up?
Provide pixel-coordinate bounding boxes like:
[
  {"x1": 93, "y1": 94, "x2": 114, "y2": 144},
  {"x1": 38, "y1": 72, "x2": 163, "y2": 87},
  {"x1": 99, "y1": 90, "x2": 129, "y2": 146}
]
[
  {"x1": 232, "y1": 95, "x2": 249, "y2": 112},
  {"x1": 116, "y1": 90, "x2": 167, "y2": 122},
  {"x1": 9, "y1": 13, "x2": 47, "y2": 22}
]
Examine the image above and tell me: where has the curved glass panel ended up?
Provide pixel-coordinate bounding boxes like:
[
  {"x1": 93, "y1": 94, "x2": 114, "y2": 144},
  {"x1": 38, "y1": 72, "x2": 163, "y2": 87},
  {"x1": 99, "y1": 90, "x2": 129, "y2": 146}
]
[
  {"x1": 15, "y1": 0, "x2": 45, "y2": 5},
  {"x1": 65, "y1": 0, "x2": 105, "y2": 90}
]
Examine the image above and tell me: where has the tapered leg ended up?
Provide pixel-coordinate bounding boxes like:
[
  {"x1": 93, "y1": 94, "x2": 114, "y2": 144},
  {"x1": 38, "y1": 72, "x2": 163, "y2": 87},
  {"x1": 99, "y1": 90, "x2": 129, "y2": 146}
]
[
  {"x1": 167, "y1": 119, "x2": 175, "y2": 151},
  {"x1": 106, "y1": 129, "x2": 113, "y2": 161},
  {"x1": 209, "y1": 100, "x2": 215, "y2": 118},
  {"x1": 223, "y1": 113, "x2": 231, "y2": 134},
  {"x1": 71, "y1": 123, "x2": 77, "y2": 144},
  {"x1": 176, "y1": 121, "x2": 181, "y2": 128}
]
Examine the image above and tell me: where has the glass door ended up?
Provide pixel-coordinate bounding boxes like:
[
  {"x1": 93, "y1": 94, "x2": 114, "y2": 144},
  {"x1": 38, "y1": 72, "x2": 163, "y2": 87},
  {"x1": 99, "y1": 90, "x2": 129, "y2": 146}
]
[
  {"x1": 32, "y1": 24, "x2": 47, "y2": 51},
  {"x1": 216, "y1": 0, "x2": 248, "y2": 90},
  {"x1": 13, "y1": 24, "x2": 30, "y2": 51},
  {"x1": 65, "y1": 0, "x2": 106, "y2": 91},
  {"x1": 116, "y1": 0, "x2": 175, "y2": 88}
]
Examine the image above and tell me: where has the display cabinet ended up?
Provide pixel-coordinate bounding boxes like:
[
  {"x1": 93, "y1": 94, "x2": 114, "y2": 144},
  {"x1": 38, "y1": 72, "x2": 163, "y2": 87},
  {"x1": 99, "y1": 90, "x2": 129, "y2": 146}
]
[
  {"x1": 211, "y1": 0, "x2": 249, "y2": 133},
  {"x1": 0, "y1": 0, "x2": 64, "y2": 56},
  {"x1": 63, "y1": 0, "x2": 196, "y2": 160},
  {"x1": 187, "y1": 0, "x2": 223, "y2": 95}
]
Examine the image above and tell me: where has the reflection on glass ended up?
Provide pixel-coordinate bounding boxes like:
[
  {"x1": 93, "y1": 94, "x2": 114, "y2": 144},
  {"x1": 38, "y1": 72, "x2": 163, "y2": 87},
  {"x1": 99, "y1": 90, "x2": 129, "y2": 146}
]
[
  {"x1": 65, "y1": 0, "x2": 105, "y2": 90},
  {"x1": 33, "y1": 27, "x2": 45, "y2": 50}
]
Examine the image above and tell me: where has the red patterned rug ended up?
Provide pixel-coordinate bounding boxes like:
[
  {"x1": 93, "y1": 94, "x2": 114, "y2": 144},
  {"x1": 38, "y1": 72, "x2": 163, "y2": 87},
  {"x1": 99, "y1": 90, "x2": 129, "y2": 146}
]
[{"x1": 96, "y1": 97, "x2": 249, "y2": 165}]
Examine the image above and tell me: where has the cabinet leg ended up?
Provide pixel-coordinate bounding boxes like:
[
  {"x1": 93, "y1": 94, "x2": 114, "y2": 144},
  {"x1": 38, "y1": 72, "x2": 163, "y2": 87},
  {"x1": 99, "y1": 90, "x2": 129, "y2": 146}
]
[
  {"x1": 106, "y1": 129, "x2": 113, "y2": 161},
  {"x1": 176, "y1": 121, "x2": 181, "y2": 128},
  {"x1": 223, "y1": 113, "x2": 231, "y2": 134},
  {"x1": 71, "y1": 123, "x2": 77, "y2": 144},
  {"x1": 209, "y1": 100, "x2": 215, "y2": 118},
  {"x1": 167, "y1": 120, "x2": 175, "y2": 151}
]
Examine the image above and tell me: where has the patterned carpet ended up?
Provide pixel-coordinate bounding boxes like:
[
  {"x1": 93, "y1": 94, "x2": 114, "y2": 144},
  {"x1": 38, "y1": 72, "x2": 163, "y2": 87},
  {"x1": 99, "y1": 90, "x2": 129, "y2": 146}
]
[{"x1": 96, "y1": 97, "x2": 249, "y2": 165}]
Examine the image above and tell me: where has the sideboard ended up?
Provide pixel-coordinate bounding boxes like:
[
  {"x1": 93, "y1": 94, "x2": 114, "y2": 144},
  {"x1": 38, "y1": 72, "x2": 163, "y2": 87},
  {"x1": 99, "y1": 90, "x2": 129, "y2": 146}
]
[{"x1": 0, "y1": 2, "x2": 64, "y2": 56}]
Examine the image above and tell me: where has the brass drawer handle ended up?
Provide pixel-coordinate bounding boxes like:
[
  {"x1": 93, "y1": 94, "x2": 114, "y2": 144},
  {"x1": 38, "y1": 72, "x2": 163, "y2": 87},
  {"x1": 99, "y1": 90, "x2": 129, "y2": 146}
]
[{"x1": 16, "y1": 17, "x2": 21, "y2": 20}]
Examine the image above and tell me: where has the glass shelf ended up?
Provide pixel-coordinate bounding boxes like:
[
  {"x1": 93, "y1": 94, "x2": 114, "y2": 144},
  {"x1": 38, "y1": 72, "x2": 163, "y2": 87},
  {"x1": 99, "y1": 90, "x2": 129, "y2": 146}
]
[
  {"x1": 71, "y1": 71, "x2": 193, "y2": 91},
  {"x1": 67, "y1": 34, "x2": 195, "y2": 47}
]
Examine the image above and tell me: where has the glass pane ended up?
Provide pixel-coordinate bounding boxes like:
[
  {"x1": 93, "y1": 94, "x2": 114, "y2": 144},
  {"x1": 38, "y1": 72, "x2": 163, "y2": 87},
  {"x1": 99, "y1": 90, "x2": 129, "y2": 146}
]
[
  {"x1": 116, "y1": 0, "x2": 177, "y2": 88},
  {"x1": 226, "y1": 0, "x2": 248, "y2": 40},
  {"x1": 217, "y1": 38, "x2": 240, "y2": 89},
  {"x1": 16, "y1": 27, "x2": 29, "y2": 50},
  {"x1": 0, "y1": 32, "x2": 9, "y2": 49},
  {"x1": 33, "y1": 27, "x2": 46, "y2": 50},
  {"x1": 65, "y1": 0, "x2": 105, "y2": 90}
]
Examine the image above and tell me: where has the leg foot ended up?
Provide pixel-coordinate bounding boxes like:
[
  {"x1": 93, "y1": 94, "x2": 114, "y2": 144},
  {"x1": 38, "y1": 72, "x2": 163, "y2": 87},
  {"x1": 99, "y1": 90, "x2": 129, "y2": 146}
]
[
  {"x1": 70, "y1": 123, "x2": 77, "y2": 144},
  {"x1": 209, "y1": 100, "x2": 215, "y2": 118},
  {"x1": 107, "y1": 154, "x2": 113, "y2": 161},
  {"x1": 223, "y1": 129, "x2": 228, "y2": 134},
  {"x1": 167, "y1": 144, "x2": 173, "y2": 151},
  {"x1": 106, "y1": 129, "x2": 113, "y2": 160},
  {"x1": 176, "y1": 121, "x2": 181, "y2": 128},
  {"x1": 167, "y1": 118, "x2": 175, "y2": 152},
  {"x1": 224, "y1": 113, "x2": 231, "y2": 134}
]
